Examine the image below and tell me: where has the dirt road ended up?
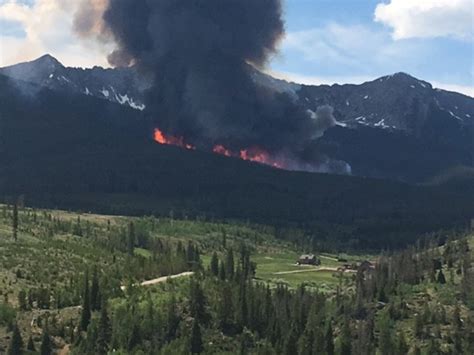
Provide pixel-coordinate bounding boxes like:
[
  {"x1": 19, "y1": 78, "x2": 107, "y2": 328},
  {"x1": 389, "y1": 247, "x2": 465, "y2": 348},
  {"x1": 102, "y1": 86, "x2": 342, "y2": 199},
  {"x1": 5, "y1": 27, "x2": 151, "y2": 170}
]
[
  {"x1": 121, "y1": 271, "x2": 194, "y2": 290},
  {"x1": 274, "y1": 267, "x2": 338, "y2": 275}
]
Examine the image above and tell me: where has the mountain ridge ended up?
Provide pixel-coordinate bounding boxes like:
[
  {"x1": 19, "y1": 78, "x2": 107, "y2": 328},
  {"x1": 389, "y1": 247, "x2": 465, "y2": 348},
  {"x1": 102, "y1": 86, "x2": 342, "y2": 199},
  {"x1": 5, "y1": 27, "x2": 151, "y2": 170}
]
[
  {"x1": 1, "y1": 55, "x2": 473, "y2": 183},
  {"x1": 1, "y1": 55, "x2": 472, "y2": 131}
]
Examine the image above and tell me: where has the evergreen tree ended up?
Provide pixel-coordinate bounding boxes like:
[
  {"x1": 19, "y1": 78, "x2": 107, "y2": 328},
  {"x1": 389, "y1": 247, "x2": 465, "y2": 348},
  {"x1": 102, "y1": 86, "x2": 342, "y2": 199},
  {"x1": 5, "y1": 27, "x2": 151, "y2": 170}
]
[
  {"x1": 239, "y1": 280, "x2": 248, "y2": 328},
  {"x1": 12, "y1": 202, "x2": 18, "y2": 241},
  {"x1": 127, "y1": 222, "x2": 135, "y2": 256},
  {"x1": 166, "y1": 295, "x2": 180, "y2": 341},
  {"x1": 73, "y1": 216, "x2": 83, "y2": 236},
  {"x1": 219, "y1": 261, "x2": 226, "y2": 281},
  {"x1": 463, "y1": 314, "x2": 474, "y2": 354},
  {"x1": 425, "y1": 339, "x2": 439, "y2": 355},
  {"x1": 40, "y1": 328, "x2": 52, "y2": 355},
  {"x1": 377, "y1": 311, "x2": 393, "y2": 355},
  {"x1": 97, "y1": 301, "x2": 111, "y2": 354},
  {"x1": 187, "y1": 241, "x2": 199, "y2": 267},
  {"x1": 452, "y1": 304, "x2": 462, "y2": 331},
  {"x1": 127, "y1": 323, "x2": 141, "y2": 351},
  {"x1": 284, "y1": 324, "x2": 298, "y2": 355},
  {"x1": 80, "y1": 270, "x2": 91, "y2": 331},
  {"x1": 297, "y1": 331, "x2": 313, "y2": 355},
  {"x1": 412, "y1": 345, "x2": 421, "y2": 355},
  {"x1": 239, "y1": 336, "x2": 249, "y2": 355},
  {"x1": 27, "y1": 336, "x2": 35, "y2": 351},
  {"x1": 221, "y1": 229, "x2": 227, "y2": 249},
  {"x1": 325, "y1": 321, "x2": 334, "y2": 355},
  {"x1": 312, "y1": 328, "x2": 326, "y2": 355},
  {"x1": 437, "y1": 269, "x2": 446, "y2": 284},
  {"x1": 18, "y1": 290, "x2": 27, "y2": 311},
  {"x1": 176, "y1": 241, "x2": 185, "y2": 259},
  {"x1": 414, "y1": 312, "x2": 423, "y2": 338},
  {"x1": 452, "y1": 328, "x2": 463, "y2": 354},
  {"x1": 226, "y1": 248, "x2": 235, "y2": 280},
  {"x1": 190, "y1": 319, "x2": 204, "y2": 354},
  {"x1": 8, "y1": 323, "x2": 23, "y2": 355},
  {"x1": 210, "y1": 252, "x2": 219, "y2": 277},
  {"x1": 189, "y1": 279, "x2": 208, "y2": 324},
  {"x1": 217, "y1": 285, "x2": 235, "y2": 334},
  {"x1": 396, "y1": 332, "x2": 408, "y2": 355},
  {"x1": 84, "y1": 321, "x2": 99, "y2": 354},
  {"x1": 338, "y1": 318, "x2": 352, "y2": 355},
  {"x1": 90, "y1": 266, "x2": 101, "y2": 311},
  {"x1": 353, "y1": 320, "x2": 373, "y2": 355}
]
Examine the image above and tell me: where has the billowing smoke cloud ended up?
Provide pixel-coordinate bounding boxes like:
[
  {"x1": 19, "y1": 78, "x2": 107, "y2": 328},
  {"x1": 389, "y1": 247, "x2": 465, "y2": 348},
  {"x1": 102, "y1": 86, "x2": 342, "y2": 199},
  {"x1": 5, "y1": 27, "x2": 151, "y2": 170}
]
[
  {"x1": 308, "y1": 105, "x2": 337, "y2": 139},
  {"x1": 75, "y1": 0, "x2": 349, "y2": 174},
  {"x1": 73, "y1": 0, "x2": 110, "y2": 39}
]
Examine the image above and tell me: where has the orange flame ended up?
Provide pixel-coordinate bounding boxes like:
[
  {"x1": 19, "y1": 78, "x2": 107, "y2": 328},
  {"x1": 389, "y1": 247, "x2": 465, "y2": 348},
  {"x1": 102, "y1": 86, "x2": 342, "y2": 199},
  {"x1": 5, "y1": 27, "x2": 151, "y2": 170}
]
[
  {"x1": 212, "y1": 144, "x2": 233, "y2": 157},
  {"x1": 154, "y1": 128, "x2": 284, "y2": 169},
  {"x1": 154, "y1": 128, "x2": 195, "y2": 150},
  {"x1": 239, "y1": 147, "x2": 284, "y2": 168},
  {"x1": 213, "y1": 143, "x2": 284, "y2": 169}
]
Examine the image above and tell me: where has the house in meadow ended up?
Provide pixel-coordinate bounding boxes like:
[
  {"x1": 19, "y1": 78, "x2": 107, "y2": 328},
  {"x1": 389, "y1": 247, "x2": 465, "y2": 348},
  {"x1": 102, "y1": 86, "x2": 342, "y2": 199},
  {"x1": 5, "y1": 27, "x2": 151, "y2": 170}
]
[{"x1": 297, "y1": 254, "x2": 320, "y2": 265}]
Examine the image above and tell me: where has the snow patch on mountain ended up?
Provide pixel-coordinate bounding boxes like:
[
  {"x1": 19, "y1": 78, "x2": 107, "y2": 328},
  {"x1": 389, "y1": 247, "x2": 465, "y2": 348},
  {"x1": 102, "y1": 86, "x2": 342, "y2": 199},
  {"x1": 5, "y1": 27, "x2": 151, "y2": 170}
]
[{"x1": 101, "y1": 89, "x2": 110, "y2": 98}]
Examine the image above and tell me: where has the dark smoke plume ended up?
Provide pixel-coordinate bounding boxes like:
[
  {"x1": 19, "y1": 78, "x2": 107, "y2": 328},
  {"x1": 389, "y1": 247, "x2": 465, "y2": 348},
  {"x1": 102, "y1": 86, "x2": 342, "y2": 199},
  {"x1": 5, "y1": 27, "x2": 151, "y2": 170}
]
[{"x1": 75, "y1": 0, "x2": 349, "y2": 173}]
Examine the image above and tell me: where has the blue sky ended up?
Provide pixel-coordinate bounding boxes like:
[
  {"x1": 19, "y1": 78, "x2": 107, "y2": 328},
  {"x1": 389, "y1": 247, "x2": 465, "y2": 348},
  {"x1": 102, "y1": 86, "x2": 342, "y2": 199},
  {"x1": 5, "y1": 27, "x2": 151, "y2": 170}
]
[{"x1": 0, "y1": 0, "x2": 473, "y2": 96}]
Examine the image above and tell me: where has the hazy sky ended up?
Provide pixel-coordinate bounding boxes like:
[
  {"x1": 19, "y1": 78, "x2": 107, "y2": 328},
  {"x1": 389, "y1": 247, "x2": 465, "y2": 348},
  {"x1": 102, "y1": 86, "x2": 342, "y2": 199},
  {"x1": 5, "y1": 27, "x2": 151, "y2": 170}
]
[{"x1": 0, "y1": 0, "x2": 473, "y2": 96}]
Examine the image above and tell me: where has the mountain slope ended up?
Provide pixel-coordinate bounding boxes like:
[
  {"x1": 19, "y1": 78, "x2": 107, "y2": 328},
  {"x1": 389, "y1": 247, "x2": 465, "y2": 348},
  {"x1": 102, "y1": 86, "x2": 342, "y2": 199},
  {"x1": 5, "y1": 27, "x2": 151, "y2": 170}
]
[
  {"x1": 297, "y1": 72, "x2": 473, "y2": 131},
  {"x1": 1, "y1": 73, "x2": 473, "y2": 249},
  {"x1": 1, "y1": 55, "x2": 473, "y2": 183},
  {"x1": 0, "y1": 54, "x2": 149, "y2": 110},
  {"x1": 2, "y1": 56, "x2": 472, "y2": 131}
]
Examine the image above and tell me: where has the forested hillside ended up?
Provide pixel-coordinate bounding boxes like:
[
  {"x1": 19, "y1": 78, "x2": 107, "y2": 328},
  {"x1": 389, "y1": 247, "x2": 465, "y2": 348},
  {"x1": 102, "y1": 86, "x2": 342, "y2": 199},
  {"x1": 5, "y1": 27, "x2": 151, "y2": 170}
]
[
  {"x1": 1, "y1": 75, "x2": 473, "y2": 250},
  {"x1": 0, "y1": 205, "x2": 473, "y2": 354}
]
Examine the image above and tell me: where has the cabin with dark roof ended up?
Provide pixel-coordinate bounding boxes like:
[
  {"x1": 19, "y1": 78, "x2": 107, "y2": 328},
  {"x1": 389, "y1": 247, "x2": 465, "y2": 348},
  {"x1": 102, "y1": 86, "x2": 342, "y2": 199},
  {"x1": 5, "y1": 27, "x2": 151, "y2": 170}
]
[{"x1": 297, "y1": 254, "x2": 320, "y2": 265}]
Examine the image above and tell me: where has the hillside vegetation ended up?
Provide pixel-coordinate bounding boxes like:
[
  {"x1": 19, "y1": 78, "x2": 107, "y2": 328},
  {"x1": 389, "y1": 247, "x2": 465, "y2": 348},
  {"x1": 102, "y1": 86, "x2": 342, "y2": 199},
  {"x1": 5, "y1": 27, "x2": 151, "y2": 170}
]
[
  {"x1": 0, "y1": 204, "x2": 473, "y2": 354},
  {"x1": 2, "y1": 76, "x2": 474, "y2": 251}
]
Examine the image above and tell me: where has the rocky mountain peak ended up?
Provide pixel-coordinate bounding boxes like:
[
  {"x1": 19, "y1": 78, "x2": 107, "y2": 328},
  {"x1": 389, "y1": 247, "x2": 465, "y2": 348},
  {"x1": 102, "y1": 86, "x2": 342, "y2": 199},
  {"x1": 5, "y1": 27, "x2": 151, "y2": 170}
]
[{"x1": 33, "y1": 54, "x2": 64, "y2": 68}]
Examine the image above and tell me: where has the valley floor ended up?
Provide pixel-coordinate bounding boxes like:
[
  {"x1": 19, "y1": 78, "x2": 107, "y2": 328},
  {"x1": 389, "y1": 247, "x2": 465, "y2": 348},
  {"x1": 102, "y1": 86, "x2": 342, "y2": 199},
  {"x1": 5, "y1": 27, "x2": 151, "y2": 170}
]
[{"x1": 0, "y1": 204, "x2": 473, "y2": 354}]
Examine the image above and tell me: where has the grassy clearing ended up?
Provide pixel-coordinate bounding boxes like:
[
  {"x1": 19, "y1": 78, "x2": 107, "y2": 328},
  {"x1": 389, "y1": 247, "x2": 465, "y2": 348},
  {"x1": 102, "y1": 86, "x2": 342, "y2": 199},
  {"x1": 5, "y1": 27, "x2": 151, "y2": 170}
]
[{"x1": 253, "y1": 251, "x2": 354, "y2": 289}]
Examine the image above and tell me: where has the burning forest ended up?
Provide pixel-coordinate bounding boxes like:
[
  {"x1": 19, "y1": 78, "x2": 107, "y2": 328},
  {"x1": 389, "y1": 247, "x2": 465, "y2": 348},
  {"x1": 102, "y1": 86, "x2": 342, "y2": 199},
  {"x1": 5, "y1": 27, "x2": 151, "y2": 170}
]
[{"x1": 75, "y1": 0, "x2": 351, "y2": 174}]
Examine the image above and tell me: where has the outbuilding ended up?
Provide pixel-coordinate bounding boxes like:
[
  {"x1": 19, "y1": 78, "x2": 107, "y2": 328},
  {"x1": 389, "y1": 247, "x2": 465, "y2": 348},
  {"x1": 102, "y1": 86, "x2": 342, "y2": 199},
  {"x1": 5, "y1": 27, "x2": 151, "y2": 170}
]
[{"x1": 297, "y1": 254, "x2": 320, "y2": 265}]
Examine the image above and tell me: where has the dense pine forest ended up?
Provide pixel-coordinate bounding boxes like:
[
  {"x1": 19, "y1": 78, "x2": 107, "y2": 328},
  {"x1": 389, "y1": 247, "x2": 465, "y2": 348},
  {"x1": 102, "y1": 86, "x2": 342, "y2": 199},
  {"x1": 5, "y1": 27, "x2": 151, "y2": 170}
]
[{"x1": 0, "y1": 203, "x2": 473, "y2": 354}]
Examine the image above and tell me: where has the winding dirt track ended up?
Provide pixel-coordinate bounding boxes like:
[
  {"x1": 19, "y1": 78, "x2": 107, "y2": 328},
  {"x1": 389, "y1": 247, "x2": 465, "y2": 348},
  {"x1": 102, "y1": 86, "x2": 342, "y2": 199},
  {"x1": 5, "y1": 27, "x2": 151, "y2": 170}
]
[
  {"x1": 274, "y1": 267, "x2": 338, "y2": 275},
  {"x1": 121, "y1": 271, "x2": 194, "y2": 290},
  {"x1": 140, "y1": 271, "x2": 195, "y2": 286}
]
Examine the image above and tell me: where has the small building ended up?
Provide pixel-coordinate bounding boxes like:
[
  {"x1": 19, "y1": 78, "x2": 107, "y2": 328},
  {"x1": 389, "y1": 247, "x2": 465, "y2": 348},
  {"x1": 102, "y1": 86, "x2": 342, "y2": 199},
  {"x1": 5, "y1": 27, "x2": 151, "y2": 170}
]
[
  {"x1": 358, "y1": 260, "x2": 375, "y2": 272},
  {"x1": 297, "y1": 254, "x2": 320, "y2": 265},
  {"x1": 337, "y1": 263, "x2": 357, "y2": 272}
]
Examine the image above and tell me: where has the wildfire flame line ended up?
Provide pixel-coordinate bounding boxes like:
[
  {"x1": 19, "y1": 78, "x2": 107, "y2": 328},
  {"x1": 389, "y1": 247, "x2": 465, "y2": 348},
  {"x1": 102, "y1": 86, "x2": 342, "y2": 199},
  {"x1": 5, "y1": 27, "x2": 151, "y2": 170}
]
[
  {"x1": 154, "y1": 128, "x2": 284, "y2": 169},
  {"x1": 154, "y1": 129, "x2": 195, "y2": 150}
]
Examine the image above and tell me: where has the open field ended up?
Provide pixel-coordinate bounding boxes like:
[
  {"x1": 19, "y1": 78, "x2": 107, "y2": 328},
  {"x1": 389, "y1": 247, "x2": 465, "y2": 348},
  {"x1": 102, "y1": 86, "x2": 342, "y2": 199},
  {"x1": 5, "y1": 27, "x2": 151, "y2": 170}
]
[
  {"x1": 1, "y1": 203, "x2": 473, "y2": 354},
  {"x1": 253, "y1": 252, "x2": 355, "y2": 289}
]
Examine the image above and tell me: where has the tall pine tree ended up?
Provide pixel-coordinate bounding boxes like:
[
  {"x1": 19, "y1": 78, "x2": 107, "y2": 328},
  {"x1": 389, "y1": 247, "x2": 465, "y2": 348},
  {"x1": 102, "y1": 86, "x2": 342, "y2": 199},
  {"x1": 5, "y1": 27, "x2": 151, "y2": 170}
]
[
  {"x1": 210, "y1": 252, "x2": 219, "y2": 277},
  {"x1": 325, "y1": 320, "x2": 334, "y2": 355},
  {"x1": 12, "y1": 203, "x2": 18, "y2": 241},
  {"x1": 40, "y1": 328, "x2": 52, "y2": 355},
  {"x1": 190, "y1": 319, "x2": 204, "y2": 354},
  {"x1": 226, "y1": 248, "x2": 235, "y2": 280},
  {"x1": 80, "y1": 269, "x2": 91, "y2": 331},
  {"x1": 8, "y1": 323, "x2": 23, "y2": 355},
  {"x1": 127, "y1": 222, "x2": 135, "y2": 256},
  {"x1": 90, "y1": 266, "x2": 101, "y2": 311},
  {"x1": 97, "y1": 301, "x2": 111, "y2": 354}
]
